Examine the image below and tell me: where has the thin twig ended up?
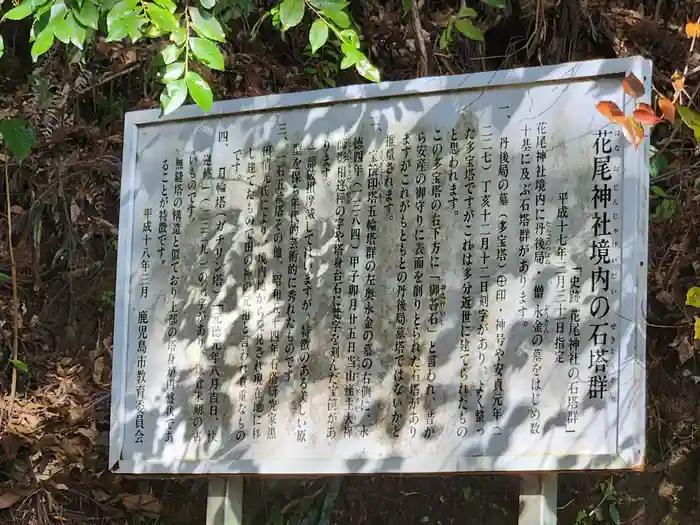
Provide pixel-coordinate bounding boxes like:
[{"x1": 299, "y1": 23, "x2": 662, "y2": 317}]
[
  {"x1": 410, "y1": 0, "x2": 429, "y2": 77},
  {"x1": 2, "y1": 149, "x2": 19, "y2": 428},
  {"x1": 73, "y1": 63, "x2": 139, "y2": 98},
  {"x1": 678, "y1": 16, "x2": 700, "y2": 105}
]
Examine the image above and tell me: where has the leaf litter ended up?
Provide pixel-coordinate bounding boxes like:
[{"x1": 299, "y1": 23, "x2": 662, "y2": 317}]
[{"x1": 2, "y1": 1, "x2": 700, "y2": 525}]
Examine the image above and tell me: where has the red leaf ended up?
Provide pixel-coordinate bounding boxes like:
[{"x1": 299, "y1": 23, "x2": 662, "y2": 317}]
[
  {"x1": 622, "y1": 73, "x2": 645, "y2": 98},
  {"x1": 633, "y1": 109, "x2": 663, "y2": 126},
  {"x1": 595, "y1": 101, "x2": 625, "y2": 122},
  {"x1": 658, "y1": 96, "x2": 676, "y2": 122}
]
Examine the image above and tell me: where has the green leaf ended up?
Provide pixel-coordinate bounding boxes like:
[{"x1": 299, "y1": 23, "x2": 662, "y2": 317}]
[
  {"x1": 145, "y1": 24, "x2": 164, "y2": 37},
  {"x1": 53, "y1": 13, "x2": 72, "y2": 43},
  {"x1": 309, "y1": 0, "x2": 349, "y2": 8},
  {"x1": 145, "y1": 2, "x2": 179, "y2": 33},
  {"x1": 170, "y1": 27, "x2": 187, "y2": 45},
  {"x1": 678, "y1": 106, "x2": 700, "y2": 142},
  {"x1": 309, "y1": 19, "x2": 328, "y2": 53},
  {"x1": 339, "y1": 28, "x2": 359, "y2": 48},
  {"x1": 0, "y1": 35, "x2": 4, "y2": 58},
  {"x1": 31, "y1": 24, "x2": 55, "y2": 61},
  {"x1": 73, "y1": 0, "x2": 99, "y2": 29},
  {"x1": 481, "y1": 0, "x2": 506, "y2": 7},
  {"x1": 279, "y1": 0, "x2": 304, "y2": 30},
  {"x1": 455, "y1": 17, "x2": 484, "y2": 41},
  {"x1": 457, "y1": 6, "x2": 478, "y2": 18},
  {"x1": 200, "y1": 0, "x2": 215, "y2": 8},
  {"x1": 650, "y1": 185, "x2": 670, "y2": 199},
  {"x1": 189, "y1": 6, "x2": 225, "y2": 42},
  {"x1": 401, "y1": 0, "x2": 411, "y2": 15},
  {"x1": 107, "y1": 0, "x2": 138, "y2": 29},
  {"x1": 189, "y1": 37, "x2": 225, "y2": 70},
  {"x1": 439, "y1": 23, "x2": 451, "y2": 50},
  {"x1": 0, "y1": 272, "x2": 9, "y2": 282},
  {"x1": 161, "y1": 61, "x2": 185, "y2": 82},
  {"x1": 3, "y1": 0, "x2": 40, "y2": 21},
  {"x1": 10, "y1": 359, "x2": 31, "y2": 376},
  {"x1": 186, "y1": 70, "x2": 213, "y2": 112},
  {"x1": 608, "y1": 503, "x2": 620, "y2": 525},
  {"x1": 356, "y1": 57, "x2": 380, "y2": 83},
  {"x1": 153, "y1": 0, "x2": 176, "y2": 13},
  {"x1": 48, "y1": 1, "x2": 67, "y2": 23},
  {"x1": 107, "y1": 9, "x2": 147, "y2": 41},
  {"x1": 161, "y1": 43, "x2": 183, "y2": 64},
  {"x1": 70, "y1": 18, "x2": 87, "y2": 48},
  {"x1": 340, "y1": 47, "x2": 362, "y2": 69},
  {"x1": 322, "y1": 7, "x2": 349, "y2": 28},
  {"x1": 649, "y1": 153, "x2": 669, "y2": 178},
  {"x1": 160, "y1": 78, "x2": 187, "y2": 115},
  {"x1": 0, "y1": 118, "x2": 36, "y2": 161},
  {"x1": 655, "y1": 198, "x2": 676, "y2": 220}
]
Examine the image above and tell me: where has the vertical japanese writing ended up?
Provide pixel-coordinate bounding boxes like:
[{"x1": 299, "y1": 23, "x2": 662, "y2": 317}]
[
  {"x1": 518, "y1": 125, "x2": 532, "y2": 319},
  {"x1": 383, "y1": 133, "x2": 395, "y2": 219},
  {"x1": 588, "y1": 129, "x2": 616, "y2": 401},
  {"x1": 237, "y1": 150, "x2": 255, "y2": 444},
  {"x1": 480, "y1": 123, "x2": 501, "y2": 431},
  {"x1": 327, "y1": 138, "x2": 347, "y2": 440},
  {"x1": 164, "y1": 156, "x2": 183, "y2": 444},
  {"x1": 344, "y1": 136, "x2": 362, "y2": 439},
  {"x1": 392, "y1": 133, "x2": 410, "y2": 438},
  {"x1": 269, "y1": 140, "x2": 283, "y2": 441},
  {"x1": 567, "y1": 267, "x2": 582, "y2": 432},
  {"x1": 425, "y1": 129, "x2": 444, "y2": 439},
  {"x1": 409, "y1": 130, "x2": 427, "y2": 438},
  {"x1": 193, "y1": 154, "x2": 212, "y2": 445},
  {"x1": 135, "y1": 207, "x2": 152, "y2": 445},
  {"x1": 554, "y1": 192, "x2": 568, "y2": 366},
  {"x1": 361, "y1": 145, "x2": 378, "y2": 439},
  {"x1": 457, "y1": 126, "x2": 474, "y2": 438},
  {"x1": 187, "y1": 153, "x2": 197, "y2": 221},
  {"x1": 297, "y1": 143, "x2": 316, "y2": 443},
  {"x1": 529, "y1": 122, "x2": 548, "y2": 436},
  {"x1": 285, "y1": 142, "x2": 301, "y2": 394}
]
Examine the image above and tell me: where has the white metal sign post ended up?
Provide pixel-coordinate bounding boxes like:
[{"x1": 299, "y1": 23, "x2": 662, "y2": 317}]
[{"x1": 111, "y1": 56, "x2": 650, "y2": 525}]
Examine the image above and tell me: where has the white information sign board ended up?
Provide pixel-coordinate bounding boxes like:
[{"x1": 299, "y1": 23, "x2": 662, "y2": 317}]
[{"x1": 110, "y1": 57, "x2": 650, "y2": 475}]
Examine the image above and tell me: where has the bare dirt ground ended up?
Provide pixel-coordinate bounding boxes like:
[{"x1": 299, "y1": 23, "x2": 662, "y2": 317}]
[{"x1": 2, "y1": 0, "x2": 700, "y2": 524}]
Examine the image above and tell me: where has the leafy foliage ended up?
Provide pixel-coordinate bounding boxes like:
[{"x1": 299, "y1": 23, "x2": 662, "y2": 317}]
[
  {"x1": 0, "y1": 118, "x2": 36, "y2": 161},
  {"x1": 438, "y1": 1, "x2": 505, "y2": 51},
  {"x1": 0, "y1": 0, "x2": 380, "y2": 116}
]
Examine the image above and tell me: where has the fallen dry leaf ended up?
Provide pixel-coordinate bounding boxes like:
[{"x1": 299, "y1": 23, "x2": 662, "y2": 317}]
[
  {"x1": 93, "y1": 356, "x2": 105, "y2": 384},
  {"x1": 0, "y1": 490, "x2": 25, "y2": 510},
  {"x1": 595, "y1": 101, "x2": 625, "y2": 122},
  {"x1": 686, "y1": 22, "x2": 700, "y2": 38},
  {"x1": 622, "y1": 72, "x2": 645, "y2": 98},
  {"x1": 676, "y1": 335, "x2": 695, "y2": 365},
  {"x1": 122, "y1": 494, "x2": 162, "y2": 514},
  {"x1": 0, "y1": 436, "x2": 23, "y2": 461},
  {"x1": 656, "y1": 290, "x2": 675, "y2": 309},
  {"x1": 658, "y1": 96, "x2": 676, "y2": 122}
]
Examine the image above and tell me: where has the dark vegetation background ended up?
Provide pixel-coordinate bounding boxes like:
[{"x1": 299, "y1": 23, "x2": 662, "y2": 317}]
[{"x1": 1, "y1": 0, "x2": 700, "y2": 524}]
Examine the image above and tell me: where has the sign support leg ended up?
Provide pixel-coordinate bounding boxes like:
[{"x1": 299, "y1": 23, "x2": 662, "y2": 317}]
[
  {"x1": 206, "y1": 477, "x2": 243, "y2": 525},
  {"x1": 519, "y1": 474, "x2": 557, "y2": 525}
]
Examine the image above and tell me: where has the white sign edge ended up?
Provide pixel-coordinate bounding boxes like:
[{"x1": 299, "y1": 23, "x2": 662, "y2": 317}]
[{"x1": 109, "y1": 56, "x2": 652, "y2": 475}]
